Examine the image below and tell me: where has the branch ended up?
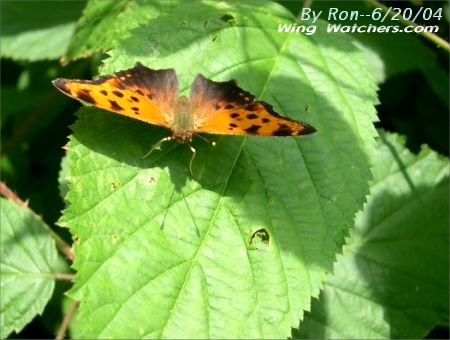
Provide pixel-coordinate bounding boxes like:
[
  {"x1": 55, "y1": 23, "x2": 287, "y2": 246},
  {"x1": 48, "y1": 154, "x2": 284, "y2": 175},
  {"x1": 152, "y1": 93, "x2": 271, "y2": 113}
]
[
  {"x1": 0, "y1": 181, "x2": 28, "y2": 207},
  {"x1": 55, "y1": 300, "x2": 79, "y2": 340},
  {"x1": 52, "y1": 272, "x2": 75, "y2": 281}
]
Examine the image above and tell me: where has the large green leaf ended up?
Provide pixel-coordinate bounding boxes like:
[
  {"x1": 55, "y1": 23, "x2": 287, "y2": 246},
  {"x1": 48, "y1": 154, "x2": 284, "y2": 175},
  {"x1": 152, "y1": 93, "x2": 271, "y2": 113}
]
[
  {"x1": 0, "y1": 1, "x2": 85, "y2": 61},
  {"x1": 59, "y1": 1, "x2": 378, "y2": 338},
  {"x1": 63, "y1": 0, "x2": 167, "y2": 62},
  {"x1": 0, "y1": 198, "x2": 59, "y2": 338},
  {"x1": 297, "y1": 131, "x2": 449, "y2": 338}
]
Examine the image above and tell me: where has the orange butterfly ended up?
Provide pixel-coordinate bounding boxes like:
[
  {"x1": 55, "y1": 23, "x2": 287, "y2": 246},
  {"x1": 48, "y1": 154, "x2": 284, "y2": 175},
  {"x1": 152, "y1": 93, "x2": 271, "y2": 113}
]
[{"x1": 53, "y1": 63, "x2": 316, "y2": 170}]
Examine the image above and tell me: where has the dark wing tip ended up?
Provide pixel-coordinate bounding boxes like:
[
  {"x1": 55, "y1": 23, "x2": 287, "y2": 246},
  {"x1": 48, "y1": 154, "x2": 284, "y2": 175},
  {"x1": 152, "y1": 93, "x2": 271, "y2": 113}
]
[
  {"x1": 195, "y1": 74, "x2": 237, "y2": 85},
  {"x1": 132, "y1": 61, "x2": 176, "y2": 74},
  {"x1": 52, "y1": 78, "x2": 70, "y2": 93},
  {"x1": 133, "y1": 61, "x2": 146, "y2": 70},
  {"x1": 301, "y1": 123, "x2": 317, "y2": 135},
  {"x1": 191, "y1": 74, "x2": 254, "y2": 105}
]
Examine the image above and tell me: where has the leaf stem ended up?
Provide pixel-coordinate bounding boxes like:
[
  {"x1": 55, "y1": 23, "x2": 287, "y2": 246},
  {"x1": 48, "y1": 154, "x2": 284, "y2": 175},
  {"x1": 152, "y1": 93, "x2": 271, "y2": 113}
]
[
  {"x1": 366, "y1": 0, "x2": 450, "y2": 52},
  {"x1": 55, "y1": 300, "x2": 79, "y2": 340},
  {"x1": 52, "y1": 272, "x2": 75, "y2": 281},
  {"x1": 50, "y1": 229, "x2": 74, "y2": 261},
  {"x1": 0, "y1": 181, "x2": 74, "y2": 261}
]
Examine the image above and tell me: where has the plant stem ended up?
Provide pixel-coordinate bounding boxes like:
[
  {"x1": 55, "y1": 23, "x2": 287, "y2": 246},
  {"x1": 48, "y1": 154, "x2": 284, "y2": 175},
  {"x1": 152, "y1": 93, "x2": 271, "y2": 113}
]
[
  {"x1": 52, "y1": 272, "x2": 75, "y2": 281},
  {"x1": 56, "y1": 300, "x2": 79, "y2": 340},
  {"x1": 0, "y1": 181, "x2": 28, "y2": 207}
]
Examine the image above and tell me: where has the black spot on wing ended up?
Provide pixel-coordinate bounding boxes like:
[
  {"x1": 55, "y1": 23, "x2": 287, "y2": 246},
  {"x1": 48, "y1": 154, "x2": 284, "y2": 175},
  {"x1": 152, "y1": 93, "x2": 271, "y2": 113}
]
[
  {"x1": 262, "y1": 118, "x2": 270, "y2": 123},
  {"x1": 244, "y1": 124, "x2": 261, "y2": 134},
  {"x1": 229, "y1": 123, "x2": 238, "y2": 128},
  {"x1": 77, "y1": 89, "x2": 95, "y2": 104},
  {"x1": 246, "y1": 113, "x2": 258, "y2": 119},
  {"x1": 112, "y1": 90, "x2": 124, "y2": 98},
  {"x1": 130, "y1": 96, "x2": 139, "y2": 102},
  {"x1": 131, "y1": 107, "x2": 140, "y2": 114},
  {"x1": 224, "y1": 104, "x2": 234, "y2": 109},
  {"x1": 230, "y1": 113, "x2": 240, "y2": 118},
  {"x1": 100, "y1": 90, "x2": 108, "y2": 96},
  {"x1": 272, "y1": 124, "x2": 293, "y2": 136},
  {"x1": 136, "y1": 89, "x2": 144, "y2": 96},
  {"x1": 109, "y1": 100, "x2": 123, "y2": 111}
]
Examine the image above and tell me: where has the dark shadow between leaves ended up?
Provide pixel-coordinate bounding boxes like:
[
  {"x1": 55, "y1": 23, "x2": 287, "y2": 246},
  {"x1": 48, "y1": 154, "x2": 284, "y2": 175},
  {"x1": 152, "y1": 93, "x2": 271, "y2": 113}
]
[
  {"x1": 1, "y1": 1, "x2": 85, "y2": 36},
  {"x1": 351, "y1": 143, "x2": 449, "y2": 338}
]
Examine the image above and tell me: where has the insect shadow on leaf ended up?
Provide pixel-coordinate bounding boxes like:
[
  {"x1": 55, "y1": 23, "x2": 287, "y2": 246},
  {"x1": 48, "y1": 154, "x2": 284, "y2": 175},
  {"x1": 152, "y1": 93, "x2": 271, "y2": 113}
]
[
  {"x1": 160, "y1": 187, "x2": 201, "y2": 237},
  {"x1": 142, "y1": 133, "x2": 216, "y2": 177}
]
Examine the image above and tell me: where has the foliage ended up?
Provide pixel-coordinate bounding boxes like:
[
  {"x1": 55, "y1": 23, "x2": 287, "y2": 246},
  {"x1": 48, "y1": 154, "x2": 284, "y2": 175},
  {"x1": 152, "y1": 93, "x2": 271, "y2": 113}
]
[
  {"x1": 1, "y1": 0, "x2": 448, "y2": 338},
  {"x1": 296, "y1": 131, "x2": 449, "y2": 338},
  {"x1": 0, "y1": 198, "x2": 61, "y2": 338}
]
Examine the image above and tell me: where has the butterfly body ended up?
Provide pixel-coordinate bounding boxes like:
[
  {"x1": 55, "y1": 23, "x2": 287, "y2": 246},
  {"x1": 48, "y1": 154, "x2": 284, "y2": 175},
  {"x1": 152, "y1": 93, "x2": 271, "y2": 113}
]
[
  {"x1": 53, "y1": 62, "x2": 316, "y2": 144},
  {"x1": 171, "y1": 96, "x2": 195, "y2": 143}
]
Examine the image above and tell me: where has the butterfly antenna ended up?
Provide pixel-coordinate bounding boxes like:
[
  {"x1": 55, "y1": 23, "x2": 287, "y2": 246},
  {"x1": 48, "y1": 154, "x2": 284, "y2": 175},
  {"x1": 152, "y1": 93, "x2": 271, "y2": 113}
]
[
  {"x1": 160, "y1": 189, "x2": 176, "y2": 230},
  {"x1": 160, "y1": 188, "x2": 200, "y2": 237},
  {"x1": 195, "y1": 134, "x2": 216, "y2": 148},
  {"x1": 180, "y1": 187, "x2": 200, "y2": 237},
  {"x1": 142, "y1": 136, "x2": 174, "y2": 159}
]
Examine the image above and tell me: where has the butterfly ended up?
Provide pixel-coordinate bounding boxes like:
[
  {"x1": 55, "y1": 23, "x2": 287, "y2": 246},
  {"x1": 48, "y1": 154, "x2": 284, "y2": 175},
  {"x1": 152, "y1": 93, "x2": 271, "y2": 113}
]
[{"x1": 53, "y1": 62, "x2": 316, "y2": 171}]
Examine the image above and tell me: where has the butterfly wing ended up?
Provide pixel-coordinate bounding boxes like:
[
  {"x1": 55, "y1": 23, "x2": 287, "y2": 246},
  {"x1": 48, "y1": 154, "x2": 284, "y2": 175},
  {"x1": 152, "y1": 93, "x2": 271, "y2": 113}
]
[
  {"x1": 189, "y1": 75, "x2": 316, "y2": 136},
  {"x1": 52, "y1": 63, "x2": 178, "y2": 128}
]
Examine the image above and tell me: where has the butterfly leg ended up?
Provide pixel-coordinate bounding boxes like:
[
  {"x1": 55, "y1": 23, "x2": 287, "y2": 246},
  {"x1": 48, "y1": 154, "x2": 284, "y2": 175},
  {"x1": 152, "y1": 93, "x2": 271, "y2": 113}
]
[
  {"x1": 195, "y1": 134, "x2": 216, "y2": 148},
  {"x1": 188, "y1": 144, "x2": 196, "y2": 176},
  {"x1": 142, "y1": 136, "x2": 174, "y2": 159}
]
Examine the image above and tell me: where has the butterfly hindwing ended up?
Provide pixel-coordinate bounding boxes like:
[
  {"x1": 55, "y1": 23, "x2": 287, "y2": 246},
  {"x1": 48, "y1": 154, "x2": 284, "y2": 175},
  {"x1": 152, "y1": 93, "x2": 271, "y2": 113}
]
[
  {"x1": 52, "y1": 63, "x2": 178, "y2": 128},
  {"x1": 189, "y1": 75, "x2": 316, "y2": 136}
]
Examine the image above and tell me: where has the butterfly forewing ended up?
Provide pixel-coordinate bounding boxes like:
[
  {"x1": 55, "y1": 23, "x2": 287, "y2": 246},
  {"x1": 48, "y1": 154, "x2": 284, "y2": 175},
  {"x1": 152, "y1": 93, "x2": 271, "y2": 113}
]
[
  {"x1": 52, "y1": 63, "x2": 178, "y2": 128},
  {"x1": 52, "y1": 63, "x2": 316, "y2": 142},
  {"x1": 189, "y1": 75, "x2": 316, "y2": 137}
]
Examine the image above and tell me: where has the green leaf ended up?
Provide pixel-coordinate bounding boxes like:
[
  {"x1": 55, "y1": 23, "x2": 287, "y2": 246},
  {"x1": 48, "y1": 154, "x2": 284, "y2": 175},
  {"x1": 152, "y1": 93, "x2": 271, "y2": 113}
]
[
  {"x1": 0, "y1": 1, "x2": 85, "y2": 61},
  {"x1": 297, "y1": 131, "x2": 449, "y2": 338},
  {"x1": 60, "y1": 1, "x2": 378, "y2": 338},
  {"x1": 0, "y1": 198, "x2": 60, "y2": 338},
  {"x1": 64, "y1": 0, "x2": 165, "y2": 62}
]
